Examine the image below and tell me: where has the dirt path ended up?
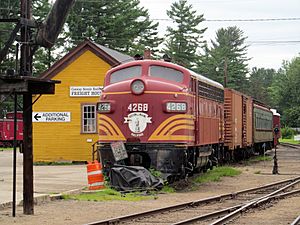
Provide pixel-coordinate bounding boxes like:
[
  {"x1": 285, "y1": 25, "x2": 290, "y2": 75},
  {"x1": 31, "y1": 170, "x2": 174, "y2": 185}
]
[{"x1": 1, "y1": 145, "x2": 299, "y2": 225}]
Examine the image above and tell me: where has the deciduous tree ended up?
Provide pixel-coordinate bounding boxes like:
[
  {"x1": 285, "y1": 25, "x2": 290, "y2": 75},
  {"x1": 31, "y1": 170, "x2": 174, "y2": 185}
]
[
  {"x1": 247, "y1": 67, "x2": 276, "y2": 105},
  {"x1": 270, "y1": 56, "x2": 300, "y2": 126}
]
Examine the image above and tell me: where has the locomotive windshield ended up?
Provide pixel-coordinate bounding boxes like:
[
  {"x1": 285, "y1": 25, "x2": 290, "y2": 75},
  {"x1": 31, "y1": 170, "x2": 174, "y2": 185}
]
[
  {"x1": 149, "y1": 65, "x2": 184, "y2": 83},
  {"x1": 110, "y1": 65, "x2": 142, "y2": 84}
]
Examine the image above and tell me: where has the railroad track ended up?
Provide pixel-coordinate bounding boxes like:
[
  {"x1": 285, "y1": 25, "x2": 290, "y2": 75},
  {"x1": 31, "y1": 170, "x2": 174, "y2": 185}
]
[
  {"x1": 291, "y1": 215, "x2": 300, "y2": 225},
  {"x1": 280, "y1": 143, "x2": 300, "y2": 149},
  {"x1": 85, "y1": 176, "x2": 300, "y2": 225}
]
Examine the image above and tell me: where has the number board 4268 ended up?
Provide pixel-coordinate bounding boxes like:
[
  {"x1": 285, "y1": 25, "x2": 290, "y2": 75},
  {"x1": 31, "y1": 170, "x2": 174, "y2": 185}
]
[{"x1": 127, "y1": 103, "x2": 148, "y2": 112}]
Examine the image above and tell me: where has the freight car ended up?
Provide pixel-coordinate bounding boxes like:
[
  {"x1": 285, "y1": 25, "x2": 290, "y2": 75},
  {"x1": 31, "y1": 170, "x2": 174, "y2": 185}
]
[
  {"x1": 96, "y1": 59, "x2": 276, "y2": 180},
  {"x1": 223, "y1": 90, "x2": 274, "y2": 160},
  {"x1": 223, "y1": 88, "x2": 253, "y2": 161},
  {"x1": 0, "y1": 112, "x2": 23, "y2": 147}
]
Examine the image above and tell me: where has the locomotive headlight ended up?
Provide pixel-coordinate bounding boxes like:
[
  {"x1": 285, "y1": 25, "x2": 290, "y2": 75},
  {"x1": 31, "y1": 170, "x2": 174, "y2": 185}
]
[
  {"x1": 97, "y1": 102, "x2": 111, "y2": 113},
  {"x1": 166, "y1": 102, "x2": 187, "y2": 112},
  {"x1": 131, "y1": 79, "x2": 145, "y2": 95}
]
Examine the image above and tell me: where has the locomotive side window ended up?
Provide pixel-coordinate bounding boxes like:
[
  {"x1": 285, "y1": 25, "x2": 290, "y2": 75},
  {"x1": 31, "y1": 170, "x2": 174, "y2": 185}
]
[
  {"x1": 149, "y1": 66, "x2": 184, "y2": 83},
  {"x1": 81, "y1": 104, "x2": 97, "y2": 133},
  {"x1": 110, "y1": 66, "x2": 141, "y2": 84}
]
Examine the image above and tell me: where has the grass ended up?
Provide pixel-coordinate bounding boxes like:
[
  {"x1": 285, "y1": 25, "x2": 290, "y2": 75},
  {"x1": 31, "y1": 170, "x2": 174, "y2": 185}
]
[
  {"x1": 193, "y1": 166, "x2": 241, "y2": 184},
  {"x1": 249, "y1": 155, "x2": 272, "y2": 162},
  {"x1": 161, "y1": 185, "x2": 175, "y2": 193},
  {"x1": 0, "y1": 147, "x2": 13, "y2": 151},
  {"x1": 279, "y1": 138, "x2": 300, "y2": 144},
  {"x1": 62, "y1": 188, "x2": 155, "y2": 202},
  {"x1": 33, "y1": 161, "x2": 75, "y2": 166}
]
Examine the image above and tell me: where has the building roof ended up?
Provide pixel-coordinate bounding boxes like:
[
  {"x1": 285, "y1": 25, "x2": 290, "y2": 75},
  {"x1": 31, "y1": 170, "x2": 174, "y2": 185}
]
[
  {"x1": 93, "y1": 43, "x2": 133, "y2": 64},
  {"x1": 40, "y1": 39, "x2": 133, "y2": 79}
]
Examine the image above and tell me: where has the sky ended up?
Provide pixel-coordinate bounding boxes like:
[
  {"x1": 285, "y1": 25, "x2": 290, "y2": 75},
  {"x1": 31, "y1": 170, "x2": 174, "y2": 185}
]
[{"x1": 139, "y1": 0, "x2": 300, "y2": 70}]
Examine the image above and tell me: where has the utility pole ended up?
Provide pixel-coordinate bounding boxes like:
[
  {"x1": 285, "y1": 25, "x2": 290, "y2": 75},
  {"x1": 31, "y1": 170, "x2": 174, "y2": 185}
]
[{"x1": 20, "y1": 0, "x2": 34, "y2": 215}]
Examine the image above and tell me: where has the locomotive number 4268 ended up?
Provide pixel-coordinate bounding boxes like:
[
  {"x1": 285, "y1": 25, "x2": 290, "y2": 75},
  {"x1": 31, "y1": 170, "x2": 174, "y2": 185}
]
[{"x1": 128, "y1": 103, "x2": 148, "y2": 112}]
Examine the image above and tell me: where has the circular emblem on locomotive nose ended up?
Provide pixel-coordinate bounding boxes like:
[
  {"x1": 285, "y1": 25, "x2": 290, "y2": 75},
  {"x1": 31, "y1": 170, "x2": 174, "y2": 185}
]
[{"x1": 124, "y1": 112, "x2": 152, "y2": 135}]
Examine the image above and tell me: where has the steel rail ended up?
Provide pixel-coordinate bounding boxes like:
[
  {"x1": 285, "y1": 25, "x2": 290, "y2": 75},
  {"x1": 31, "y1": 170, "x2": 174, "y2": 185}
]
[
  {"x1": 85, "y1": 176, "x2": 300, "y2": 225},
  {"x1": 172, "y1": 189, "x2": 300, "y2": 225},
  {"x1": 171, "y1": 204, "x2": 244, "y2": 225},
  {"x1": 280, "y1": 143, "x2": 300, "y2": 149},
  {"x1": 211, "y1": 180, "x2": 300, "y2": 225},
  {"x1": 290, "y1": 215, "x2": 300, "y2": 225}
]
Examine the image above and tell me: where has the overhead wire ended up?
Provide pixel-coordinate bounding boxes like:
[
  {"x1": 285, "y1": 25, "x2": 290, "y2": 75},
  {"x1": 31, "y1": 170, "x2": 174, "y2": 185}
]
[{"x1": 152, "y1": 17, "x2": 300, "y2": 22}]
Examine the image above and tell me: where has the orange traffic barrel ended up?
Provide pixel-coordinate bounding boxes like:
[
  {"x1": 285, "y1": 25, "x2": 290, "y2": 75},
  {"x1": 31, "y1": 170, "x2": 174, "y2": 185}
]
[{"x1": 87, "y1": 160, "x2": 105, "y2": 190}]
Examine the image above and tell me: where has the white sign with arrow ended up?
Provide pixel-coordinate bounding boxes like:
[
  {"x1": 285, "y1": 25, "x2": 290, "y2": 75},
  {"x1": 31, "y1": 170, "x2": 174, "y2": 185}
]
[{"x1": 32, "y1": 112, "x2": 71, "y2": 122}]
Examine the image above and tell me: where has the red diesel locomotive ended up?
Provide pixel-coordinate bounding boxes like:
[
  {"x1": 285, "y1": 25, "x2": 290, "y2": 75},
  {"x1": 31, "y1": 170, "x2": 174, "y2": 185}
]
[
  {"x1": 97, "y1": 59, "x2": 224, "y2": 178},
  {"x1": 97, "y1": 59, "x2": 276, "y2": 179}
]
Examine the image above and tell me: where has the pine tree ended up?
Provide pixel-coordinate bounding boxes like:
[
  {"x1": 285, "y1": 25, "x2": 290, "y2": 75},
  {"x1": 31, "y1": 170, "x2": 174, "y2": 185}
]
[
  {"x1": 0, "y1": 0, "x2": 19, "y2": 74},
  {"x1": 0, "y1": 0, "x2": 53, "y2": 115},
  {"x1": 66, "y1": 0, "x2": 162, "y2": 56},
  {"x1": 198, "y1": 26, "x2": 249, "y2": 91},
  {"x1": 32, "y1": 0, "x2": 57, "y2": 76},
  {"x1": 163, "y1": 0, "x2": 207, "y2": 68}
]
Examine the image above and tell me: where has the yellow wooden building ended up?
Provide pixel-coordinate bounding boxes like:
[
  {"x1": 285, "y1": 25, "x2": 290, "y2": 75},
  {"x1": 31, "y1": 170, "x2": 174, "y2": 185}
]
[{"x1": 33, "y1": 40, "x2": 132, "y2": 162}]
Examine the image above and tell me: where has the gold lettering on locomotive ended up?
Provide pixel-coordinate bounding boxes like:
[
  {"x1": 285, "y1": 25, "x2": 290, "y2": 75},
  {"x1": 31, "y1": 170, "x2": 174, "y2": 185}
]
[{"x1": 124, "y1": 112, "x2": 152, "y2": 137}]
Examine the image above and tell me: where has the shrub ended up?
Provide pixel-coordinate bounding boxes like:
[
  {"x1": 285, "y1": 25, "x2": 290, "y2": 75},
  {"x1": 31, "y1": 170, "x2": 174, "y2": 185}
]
[{"x1": 281, "y1": 126, "x2": 296, "y2": 139}]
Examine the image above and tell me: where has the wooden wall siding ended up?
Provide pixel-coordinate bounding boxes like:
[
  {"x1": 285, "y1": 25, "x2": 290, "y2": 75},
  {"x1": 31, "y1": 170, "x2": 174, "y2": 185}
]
[{"x1": 33, "y1": 50, "x2": 110, "y2": 162}]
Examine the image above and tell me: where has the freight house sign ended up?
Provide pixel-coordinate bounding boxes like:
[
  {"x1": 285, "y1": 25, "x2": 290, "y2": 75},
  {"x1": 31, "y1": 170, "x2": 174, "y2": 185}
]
[{"x1": 70, "y1": 86, "x2": 102, "y2": 97}]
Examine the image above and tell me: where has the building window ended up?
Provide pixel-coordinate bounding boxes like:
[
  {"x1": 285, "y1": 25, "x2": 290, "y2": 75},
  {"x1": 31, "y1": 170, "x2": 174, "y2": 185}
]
[{"x1": 82, "y1": 104, "x2": 97, "y2": 133}]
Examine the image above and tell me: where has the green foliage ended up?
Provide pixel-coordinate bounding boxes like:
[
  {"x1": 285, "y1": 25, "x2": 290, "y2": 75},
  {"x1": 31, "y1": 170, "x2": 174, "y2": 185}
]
[
  {"x1": 163, "y1": 0, "x2": 207, "y2": 68},
  {"x1": 148, "y1": 168, "x2": 175, "y2": 193},
  {"x1": 197, "y1": 26, "x2": 249, "y2": 92},
  {"x1": 281, "y1": 127, "x2": 296, "y2": 139},
  {"x1": 62, "y1": 188, "x2": 154, "y2": 201},
  {"x1": 269, "y1": 56, "x2": 300, "y2": 127},
  {"x1": 0, "y1": 94, "x2": 23, "y2": 118},
  {"x1": 0, "y1": 0, "x2": 55, "y2": 76},
  {"x1": 247, "y1": 67, "x2": 277, "y2": 105},
  {"x1": 279, "y1": 138, "x2": 300, "y2": 144},
  {"x1": 149, "y1": 168, "x2": 162, "y2": 178},
  {"x1": 282, "y1": 106, "x2": 300, "y2": 128},
  {"x1": 0, "y1": 148, "x2": 13, "y2": 151},
  {"x1": 161, "y1": 185, "x2": 175, "y2": 193},
  {"x1": 0, "y1": 0, "x2": 18, "y2": 74},
  {"x1": 194, "y1": 167, "x2": 241, "y2": 184},
  {"x1": 66, "y1": 0, "x2": 162, "y2": 57}
]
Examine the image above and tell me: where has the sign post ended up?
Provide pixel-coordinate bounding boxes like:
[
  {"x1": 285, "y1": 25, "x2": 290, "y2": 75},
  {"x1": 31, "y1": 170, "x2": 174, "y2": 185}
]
[{"x1": 272, "y1": 127, "x2": 280, "y2": 174}]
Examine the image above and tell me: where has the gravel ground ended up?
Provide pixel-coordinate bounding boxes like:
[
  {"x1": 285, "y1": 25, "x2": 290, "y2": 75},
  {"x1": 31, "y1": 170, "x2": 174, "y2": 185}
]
[{"x1": 1, "y1": 145, "x2": 299, "y2": 225}]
